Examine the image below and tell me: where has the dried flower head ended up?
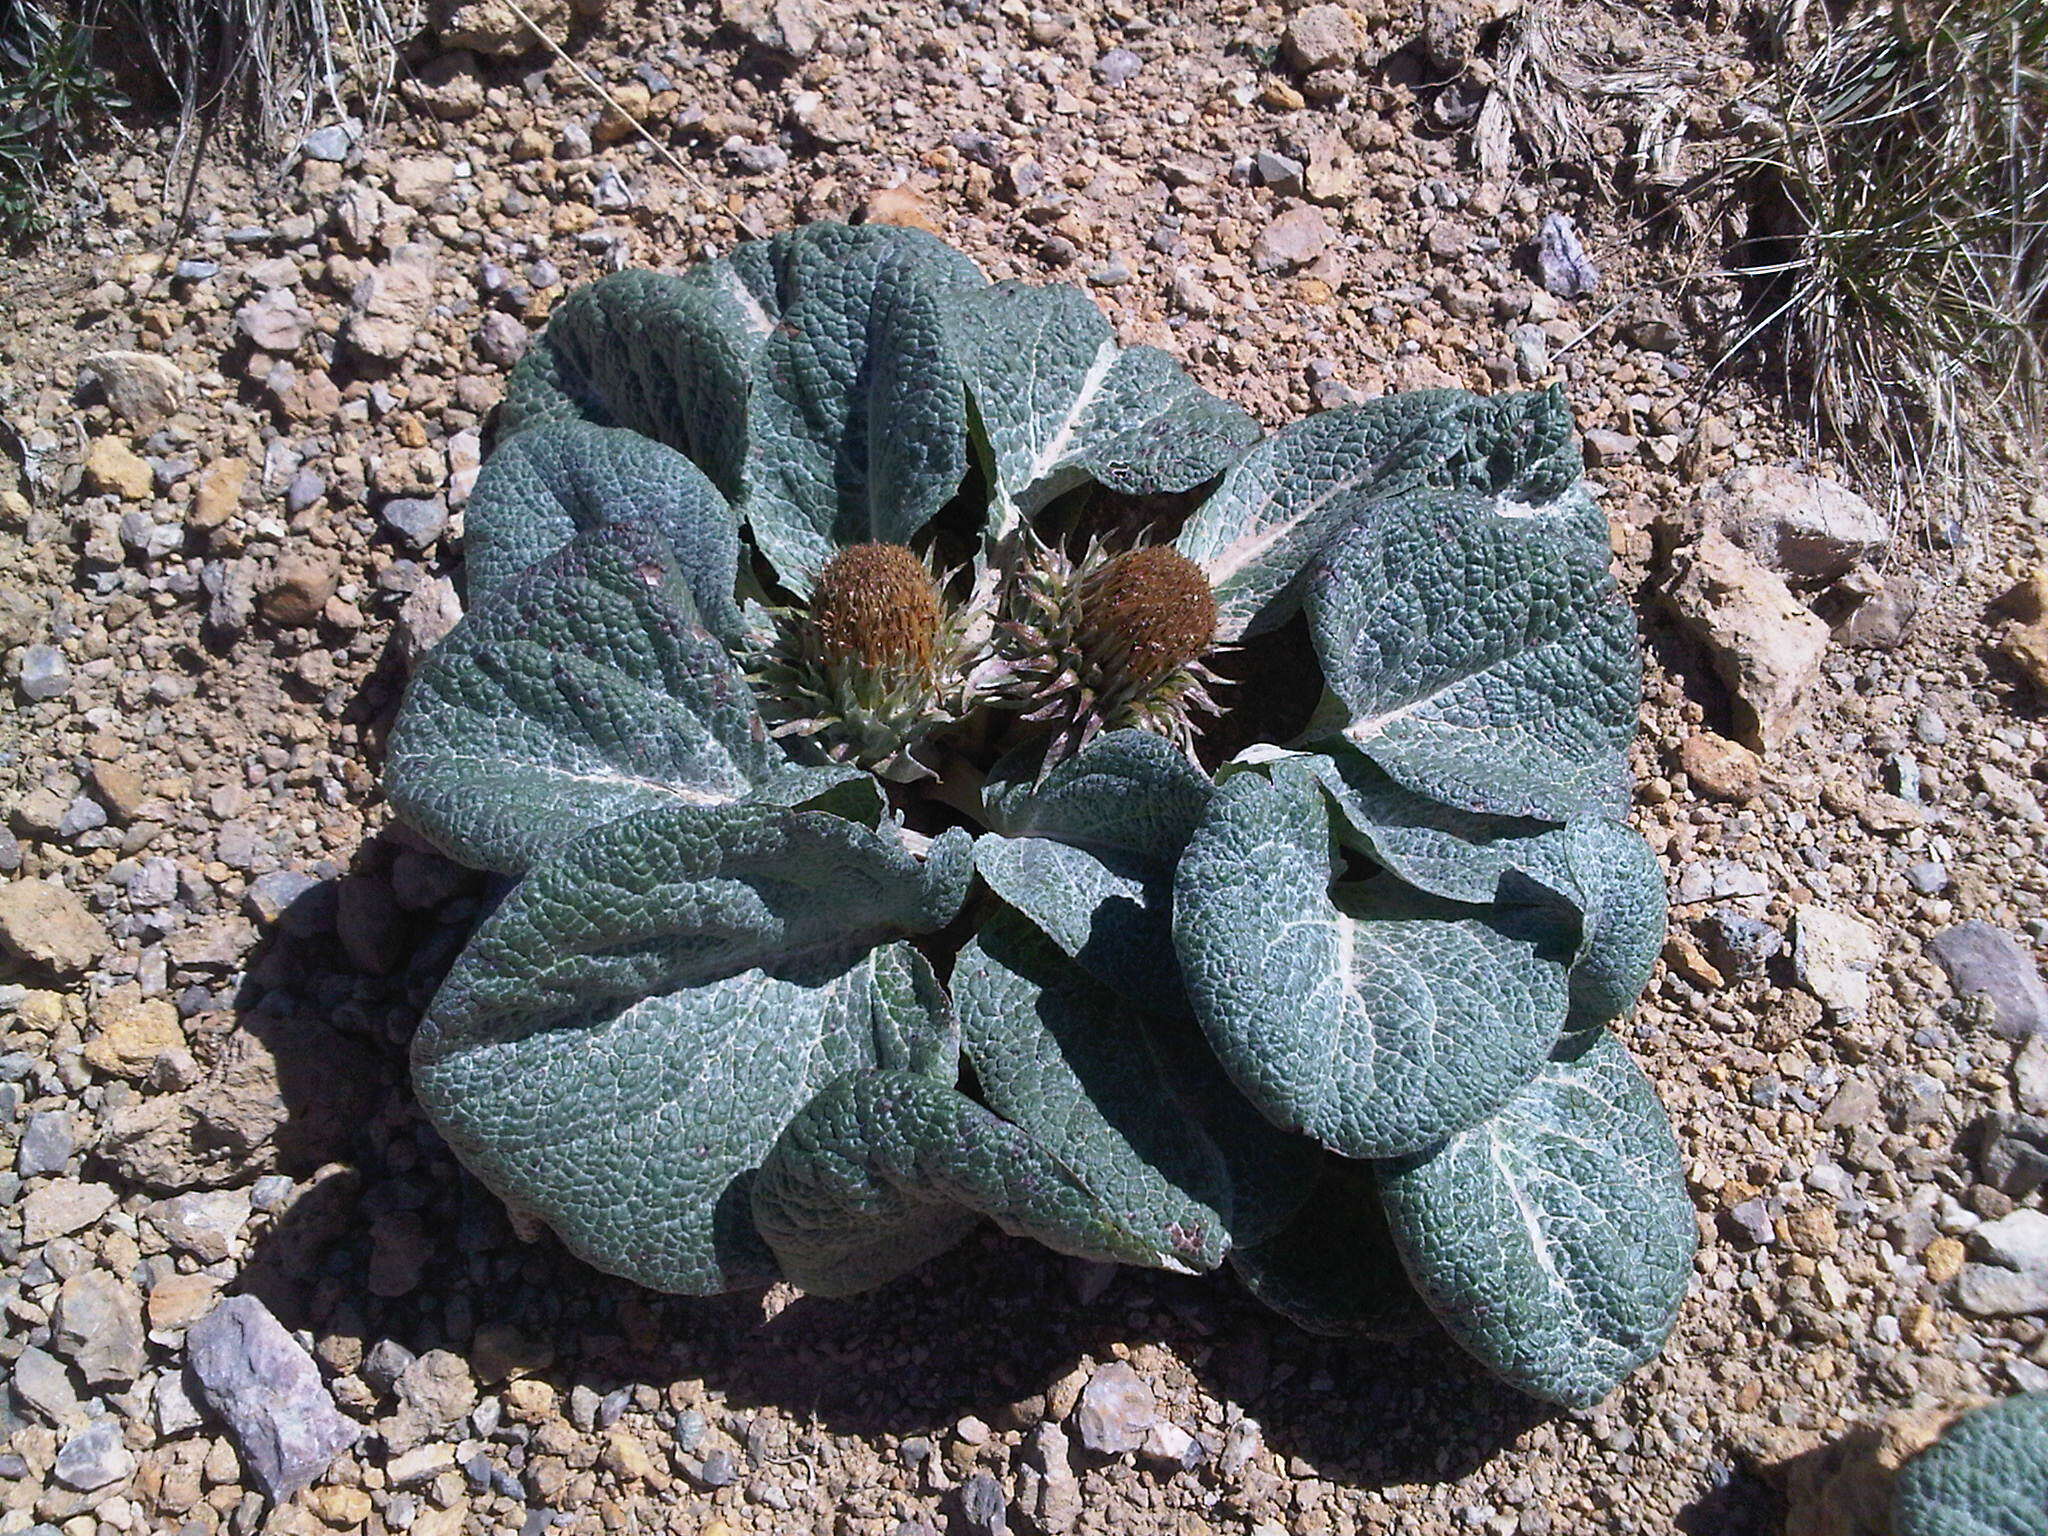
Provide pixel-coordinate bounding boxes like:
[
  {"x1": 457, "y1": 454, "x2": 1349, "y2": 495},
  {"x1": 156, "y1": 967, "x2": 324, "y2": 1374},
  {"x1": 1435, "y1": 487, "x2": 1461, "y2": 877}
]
[
  {"x1": 978, "y1": 538, "x2": 1224, "y2": 762},
  {"x1": 752, "y1": 542, "x2": 974, "y2": 781}
]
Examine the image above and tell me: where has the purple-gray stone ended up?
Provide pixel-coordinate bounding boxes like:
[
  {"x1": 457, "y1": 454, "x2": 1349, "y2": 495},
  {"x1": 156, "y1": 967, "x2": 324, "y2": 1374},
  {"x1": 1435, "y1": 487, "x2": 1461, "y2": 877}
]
[
  {"x1": 1930, "y1": 921, "x2": 2048, "y2": 1039},
  {"x1": 185, "y1": 1294, "x2": 360, "y2": 1499},
  {"x1": 1536, "y1": 212, "x2": 1599, "y2": 299}
]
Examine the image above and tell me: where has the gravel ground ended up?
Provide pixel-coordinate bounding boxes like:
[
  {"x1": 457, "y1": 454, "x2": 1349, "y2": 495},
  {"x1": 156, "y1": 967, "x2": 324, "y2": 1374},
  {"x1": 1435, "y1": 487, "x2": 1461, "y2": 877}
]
[{"x1": 3, "y1": 2, "x2": 2047, "y2": 1534}]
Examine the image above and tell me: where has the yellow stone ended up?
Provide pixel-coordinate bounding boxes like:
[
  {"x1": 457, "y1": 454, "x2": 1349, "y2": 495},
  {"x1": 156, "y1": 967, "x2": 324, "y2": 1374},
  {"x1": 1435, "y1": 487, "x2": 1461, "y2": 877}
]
[
  {"x1": 306, "y1": 1486, "x2": 374, "y2": 1527},
  {"x1": 148, "y1": 1272, "x2": 222, "y2": 1330},
  {"x1": 18, "y1": 990, "x2": 76, "y2": 1029},
  {"x1": 504, "y1": 1377, "x2": 558, "y2": 1421},
  {"x1": 861, "y1": 183, "x2": 940, "y2": 235},
  {"x1": 1781, "y1": 1205, "x2": 1838, "y2": 1256},
  {"x1": 1922, "y1": 1234, "x2": 1965, "y2": 1284},
  {"x1": 594, "y1": 82, "x2": 652, "y2": 146},
  {"x1": 192, "y1": 458, "x2": 250, "y2": 529},
  {"x1": 84, "y1": 436, "x2": 153, "y2": 500},
  {"x1": 601, "y1": 1427, "x2": 661, "y2": 1483},
  {"x1": 83, "y1": 994, "x2": 184, "y2": 1078}
]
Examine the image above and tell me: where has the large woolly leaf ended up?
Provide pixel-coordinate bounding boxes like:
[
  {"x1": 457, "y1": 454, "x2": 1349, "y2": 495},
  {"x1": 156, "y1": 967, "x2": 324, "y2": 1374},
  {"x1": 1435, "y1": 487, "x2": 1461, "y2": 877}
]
[
  {"x1": 1893, "y1": 1393, "x2": 2048, "y2": 1536},
  {"x1": 1304, "y1": 484, "x2": 1637, "y2": 822},
  {"x1": 1174, "y1": 387, "x2": 1582, "y2": 642},
  {"x1": 975, "y1": 732, "x2": 1214, "y2": 1004},
  {"x1": 952, "y1": 910, "x2": 1314, "y2": 1272},
  {"x1": 981, "y1": 730, "x2": 1213, "y2": 861},
  {"x1": 868, "y1": 941, "x2": 960, "y2": 1083},
  {"x1": 743, "y1": 225, "x2": 985, "y2": 595},
  {"x1": 1173, "y1": 766, "x2": 1570, "y2": 1160},
  {"x1": 1296, "y1": 746, "x2": 1666, "y2": 1030},
  {"x1": 385, "y1": 524, "x2": 852, "y2": 875},
  {"x1": 496, "y1": 264, "x2": 775, "y2": 501},
  {"x1": 972, "y1": 836, "x2": 1179, "y2": 1007},
  {"x1": 1376, "y1": 1030, "x2": 1696, "y2": 1408},
  {"x1": 1229, "y1": 1156, "x2": 1434, "y2": 1339},
  {"x1": 950, "y1": 281, "x2": 1259, "y2": 529},
  {"x1": 413, "y1": 805, "x2": 971, "y2": 1293},
  {"x1": 462, "y1": 420, "x2": 745, "y2": 643},
  {"x1": 751, "y1": 1069, "x2": 1180, "y2": 1295}
]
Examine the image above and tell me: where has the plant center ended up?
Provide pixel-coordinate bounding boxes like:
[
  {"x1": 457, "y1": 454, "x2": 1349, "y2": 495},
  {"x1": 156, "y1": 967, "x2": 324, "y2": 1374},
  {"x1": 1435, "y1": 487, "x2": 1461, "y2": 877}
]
[
  {"x1": 809, "y1": 542, "x2": 942, "y2": 680},
  {"x1": 1071, "y1": 546, "x2": 1218, "y2": 690}
]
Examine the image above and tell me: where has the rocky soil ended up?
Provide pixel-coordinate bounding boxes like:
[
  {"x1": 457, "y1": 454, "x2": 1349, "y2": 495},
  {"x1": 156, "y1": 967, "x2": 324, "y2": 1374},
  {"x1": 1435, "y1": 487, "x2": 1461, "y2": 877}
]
[{"x1": 3, "y1": 1, "x2": 2047, "y2": 1534}]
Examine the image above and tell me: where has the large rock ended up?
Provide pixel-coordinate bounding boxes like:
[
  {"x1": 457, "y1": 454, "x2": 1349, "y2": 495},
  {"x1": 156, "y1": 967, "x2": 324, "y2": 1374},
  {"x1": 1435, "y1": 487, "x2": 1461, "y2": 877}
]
[
  {"x1": 1282, "y1": 4, "x2": 1362, "y2": 70},
  {"x1": 0, "y1": 880, "x2": 109, "y2": 977},
  {"x1": 236, "y1": 289, "x2": 315, "y2": 354},
  {"x1": 144, "y1": 1188, "x2": 254, "y2": 1262},
  {"x1": 1793, "y1": 905, "x2": 1883, "y2": 1021},
  {"x1": 84, "y1": 992, "x2": 185, "y2": 1078},
  {"x1": 718, "y1": 0, "x2": 819, "y2": 58},
  {"x1": 80, "y1": 351, "x2": 185, "y2": 433},
  {"x1": 1252, "y1": 205, "x2": 1331, "y2": 274},
  {"x1": 21, "y1": 1180, "x2": 117, "y2": 1243},
  {"x1": 53, "y1": 1417, "x2": 135, "y2": 1491},
  {"x1": 52, "y1": 1270, "x2": 147, "y2": 1386},
  {"x1": 1665, "y1": 530, "x2": 1831, "y2": 752},
  {"x1": 1016, "y1": 1422, "x2": 1081, "y2": 1534},
  {"x1": 186, "y1": 1295, "x2": 362, "y2": 1500},
  {"x1": 1928, "y1": 921, "x2": 2048, "y2": 1039},
  {"x1": 1072, "y1": 1362, "x2": 1156, "y2": 1455},
  {"x1": 1954, "y1": 1208, "x2": 2048, "y2": 1317},
  {"x1": 1704, "y1": 465, "x2": 1889, "y2": 582},
  {"x1": 1997, "y1": 571, "x2": 2048, "y2": 693},
  {"x1": 259, "y1": 552, "x2": 341, "y2": 627},
  {"x1": 82, "y1": 436, "x2": 153, "y2": 500},
  {"x1": 345, "y1": 243, "x2": 439, "y2": 362},
  {"x1": 98, "y1": 1011, "x2": 378, "y2": 1192},
  {"x1": 429, "y1": 0, "x2": 595, "y2": 54},
  {"x1": 11, "y1": 1345, "x2": 86, "y2": 1427}
]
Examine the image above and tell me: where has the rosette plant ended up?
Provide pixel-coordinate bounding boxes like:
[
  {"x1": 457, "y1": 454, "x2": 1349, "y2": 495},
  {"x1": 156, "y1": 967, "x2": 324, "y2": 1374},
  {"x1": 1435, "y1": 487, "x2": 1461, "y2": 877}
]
[
  {"x1": 383, "y1": 222, "x2": 1694, "y2": 1408},
  {"x1": 1892, "y1": 1392, "x2": 2048, "y2": 1536}
]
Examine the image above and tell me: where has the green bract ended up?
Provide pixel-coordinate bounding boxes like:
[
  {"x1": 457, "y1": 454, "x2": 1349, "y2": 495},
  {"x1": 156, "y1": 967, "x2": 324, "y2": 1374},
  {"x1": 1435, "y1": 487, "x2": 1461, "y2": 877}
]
[{"x1": 386, "y1": 221, "x2": 1691, "y2": 1408}]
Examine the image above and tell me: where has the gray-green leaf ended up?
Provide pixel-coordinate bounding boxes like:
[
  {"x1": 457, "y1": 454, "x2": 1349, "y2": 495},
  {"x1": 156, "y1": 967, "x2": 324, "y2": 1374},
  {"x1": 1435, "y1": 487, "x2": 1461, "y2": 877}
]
[
  {"x1": 1376, "y1": 1030, "x2": 1696, "y2": 1408},
  {"x1": 496, "y1": 263, "x2": 775, "y2": 501},
  {"x1": 972, "y1": 835, "x2": 1180, "y2": 1007},
  {"x1": 951, "y1": 281, "x2": 1258, "y2": 525},
  {"x1": 385, "y1": 524, "x2": 847, "y2": 875},
  {"x1": 413, "y1": 805, "x2": 972, "y2": 1294},
  {"x1": 1173, "y1": 766, "x2": 1570, "y2": 1160},
  {"x1": 1299, "y1": 747, "x2": 1666, "y2": 1030},
  {"x1": 955, "y1": 912, "x2": 1231, "y2": 1271},
  {"x1": 461, "y1": 420, "x2": 745, "y2": 644},
  {"x1": 1305, "y1": 484, "x2": 1637, "y2": 821},
  {"x1": 868, "y1": 941, "x2": 960, "y2": 1082},
  {"x1": 1174, "y1": 387, "x2": 1583, "y2": 643},
  {"x1": 982, "y1": 730, "x2": 1213, "y2": 861},
  {"x1": 750, "y1": 1069, "x2": 1177, "y2": 1295},
  {"x1": 1893, "y1": 1392, "x2": 2048, "y2": 1536},
  {"x1": 976, "y1": 732, "x2": 1215, "y2": 1005},
  {"x1": 742, "y1": 225, "x2": 985, "y2": 594}
]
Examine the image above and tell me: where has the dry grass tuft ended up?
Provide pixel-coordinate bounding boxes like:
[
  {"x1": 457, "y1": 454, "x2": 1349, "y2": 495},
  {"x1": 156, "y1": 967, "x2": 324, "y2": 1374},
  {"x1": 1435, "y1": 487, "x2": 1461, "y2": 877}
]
[
  {"x1": 1702, "y1": 0, "x2": 2046, "y2": 519},
  {"x1": 1473, "y1": 0, "x2": 1707, "y2": 199},
  {"x1": 104, "y1": 0, "x2": 419, "y2": 160}
]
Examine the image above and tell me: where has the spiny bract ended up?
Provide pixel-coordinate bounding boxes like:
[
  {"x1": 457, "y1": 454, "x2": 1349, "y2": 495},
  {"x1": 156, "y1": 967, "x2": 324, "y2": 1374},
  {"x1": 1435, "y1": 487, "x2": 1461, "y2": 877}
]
[{"x1": 383, "y1": 219, "x2": 1689, "y2": 1409}]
